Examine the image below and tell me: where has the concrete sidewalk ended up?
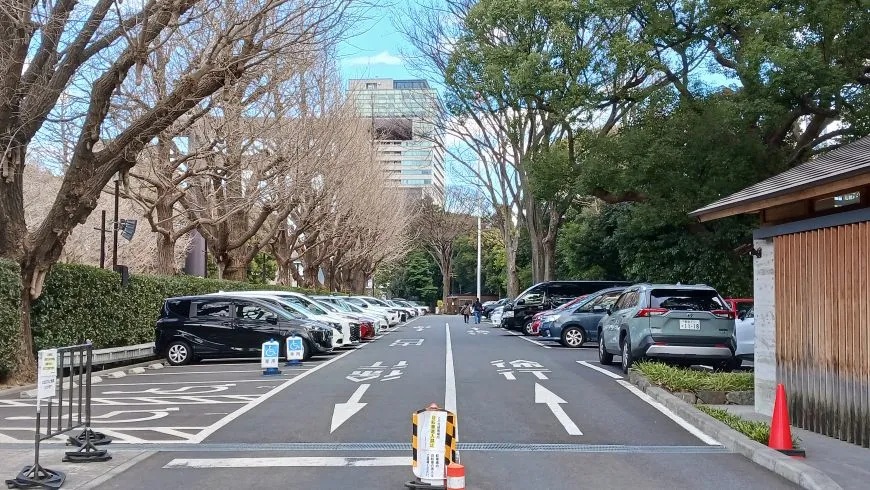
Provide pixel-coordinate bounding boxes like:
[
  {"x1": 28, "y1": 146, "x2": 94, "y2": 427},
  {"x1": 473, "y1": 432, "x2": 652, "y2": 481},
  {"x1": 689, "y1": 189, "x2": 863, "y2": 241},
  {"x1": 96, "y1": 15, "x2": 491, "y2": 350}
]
[
  {"x1": 0, "y1": 447, "x2": 152, "y2": 489},
  {"x1": 715, "y1": 405, "x2": 870, "y2": 490}
]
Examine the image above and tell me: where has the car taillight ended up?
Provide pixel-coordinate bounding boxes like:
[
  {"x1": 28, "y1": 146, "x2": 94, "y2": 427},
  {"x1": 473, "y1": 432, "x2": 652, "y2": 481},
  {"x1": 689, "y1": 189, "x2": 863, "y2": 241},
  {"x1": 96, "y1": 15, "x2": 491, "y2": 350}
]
[
  {"x1": 711, "y1": 310, "x2": 735, "y2": 319},
  {"x1": 636, "y1": 308, "x2": 669, "y2": 317}
]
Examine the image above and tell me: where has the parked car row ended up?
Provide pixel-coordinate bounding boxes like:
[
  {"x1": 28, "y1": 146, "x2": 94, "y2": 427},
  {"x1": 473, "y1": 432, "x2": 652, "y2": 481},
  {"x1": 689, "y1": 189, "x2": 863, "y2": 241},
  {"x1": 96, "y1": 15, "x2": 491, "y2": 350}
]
[
  {"x1": 497, "y1": 280, "x2": 754, "y2": 373},
  {"x1": 154, "y1": 291, "x2": 426, "y2": 366}
]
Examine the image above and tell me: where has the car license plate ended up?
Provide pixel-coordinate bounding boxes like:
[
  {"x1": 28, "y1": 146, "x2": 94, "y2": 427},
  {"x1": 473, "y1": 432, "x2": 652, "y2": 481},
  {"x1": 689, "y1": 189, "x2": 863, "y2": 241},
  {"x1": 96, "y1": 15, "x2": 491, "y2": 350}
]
[{"x1": 679, "y1": 320, "x2": 701, "y2": 330}]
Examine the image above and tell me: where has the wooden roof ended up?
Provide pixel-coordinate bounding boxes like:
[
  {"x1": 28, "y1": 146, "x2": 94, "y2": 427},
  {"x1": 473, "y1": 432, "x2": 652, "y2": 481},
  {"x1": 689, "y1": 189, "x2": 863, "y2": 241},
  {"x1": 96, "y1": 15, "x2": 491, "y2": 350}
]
[{"x1": 690, "y1": 135, "x2": 870, "y2": 222}]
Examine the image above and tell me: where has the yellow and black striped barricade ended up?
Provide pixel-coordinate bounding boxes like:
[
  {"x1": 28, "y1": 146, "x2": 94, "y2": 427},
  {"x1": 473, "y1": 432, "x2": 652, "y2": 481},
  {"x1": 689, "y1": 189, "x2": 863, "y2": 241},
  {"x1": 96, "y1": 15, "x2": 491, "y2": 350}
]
[{"x1": 406, "y1": 403, "x2": 457, "y2": 489}]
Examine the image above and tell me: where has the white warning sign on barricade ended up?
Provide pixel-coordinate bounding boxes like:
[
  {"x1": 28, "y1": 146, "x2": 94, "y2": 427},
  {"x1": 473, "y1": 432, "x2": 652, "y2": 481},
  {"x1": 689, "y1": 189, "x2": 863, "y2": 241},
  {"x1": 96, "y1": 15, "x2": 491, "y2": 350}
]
[
  {"x1": 37, "y1": 349, "x2": 58, "y2": 401},
  {"x1": 415, "y1": 409, "x2": 447, "y2": 481}
]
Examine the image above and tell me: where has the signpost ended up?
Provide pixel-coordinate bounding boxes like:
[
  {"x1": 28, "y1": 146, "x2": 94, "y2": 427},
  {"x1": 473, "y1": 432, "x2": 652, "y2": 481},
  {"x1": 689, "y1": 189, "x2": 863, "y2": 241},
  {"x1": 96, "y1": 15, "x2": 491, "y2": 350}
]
[
  {"x1": 285, "y1": 336, "x2": 304, "y2": 366},
  {"x1": 36, "y1": 349, "x2": 58, "y2": 401},
  {"x1": 261, "y1": 340, "x2": 281, "y2": 376},
  {"x1": 406, "y1": 404, "x2": 457, "y2": 489}
]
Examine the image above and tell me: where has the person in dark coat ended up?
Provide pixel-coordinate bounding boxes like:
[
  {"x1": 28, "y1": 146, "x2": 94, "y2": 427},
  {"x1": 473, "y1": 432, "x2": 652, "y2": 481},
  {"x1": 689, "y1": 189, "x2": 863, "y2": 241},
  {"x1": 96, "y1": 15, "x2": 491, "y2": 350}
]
[{"x1": 472, "y1": 298, "x2": 483, "y2": 324}]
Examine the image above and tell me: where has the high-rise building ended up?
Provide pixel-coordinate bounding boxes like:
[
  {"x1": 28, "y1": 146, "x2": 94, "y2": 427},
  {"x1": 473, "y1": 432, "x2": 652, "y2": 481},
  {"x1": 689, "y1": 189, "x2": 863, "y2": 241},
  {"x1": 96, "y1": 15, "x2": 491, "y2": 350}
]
[{"x1": 348, "y1": 79, "x2": 445, "y2": 204}]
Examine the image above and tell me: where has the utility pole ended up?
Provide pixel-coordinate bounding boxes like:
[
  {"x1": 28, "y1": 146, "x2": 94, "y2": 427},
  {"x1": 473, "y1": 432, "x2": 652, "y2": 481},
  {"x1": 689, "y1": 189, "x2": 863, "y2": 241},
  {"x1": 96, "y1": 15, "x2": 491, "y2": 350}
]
[
  {"x1": 112, "y1": 178, "x2": 119, "y2": 269},
  {"x1": 476, "y1": 160, "x2": 482, "y2": 300},
  {"x1": 98, "y1": 210, "x2": 106, "y2": 268}
]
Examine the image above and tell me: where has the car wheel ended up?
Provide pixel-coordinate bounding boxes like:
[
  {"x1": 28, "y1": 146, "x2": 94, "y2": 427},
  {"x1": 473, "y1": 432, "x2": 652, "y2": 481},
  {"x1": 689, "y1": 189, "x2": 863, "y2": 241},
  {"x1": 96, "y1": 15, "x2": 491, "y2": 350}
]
[
  {"x1": 561, "y1": 327, "x2": 585, "y2": 348},
  {"x1": 599, "y1": 334, "x2": 614, "y2": 365},
  {"x1": 523, "y1": 322, "x2": 534, "y2": 336},
  {"x1": 621, "y1": 334, "x2": 633, "y2": 374},
  {"x1": 166, "y1": 340, "x2": 193, "y2": 366}
]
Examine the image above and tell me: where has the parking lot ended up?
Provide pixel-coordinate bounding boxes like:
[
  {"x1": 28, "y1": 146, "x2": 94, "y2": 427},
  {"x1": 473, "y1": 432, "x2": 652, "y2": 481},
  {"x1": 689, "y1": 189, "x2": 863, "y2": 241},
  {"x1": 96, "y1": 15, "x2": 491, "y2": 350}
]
[{"x1": 0, "y1": 326, "x2": 405, "y2": 445}]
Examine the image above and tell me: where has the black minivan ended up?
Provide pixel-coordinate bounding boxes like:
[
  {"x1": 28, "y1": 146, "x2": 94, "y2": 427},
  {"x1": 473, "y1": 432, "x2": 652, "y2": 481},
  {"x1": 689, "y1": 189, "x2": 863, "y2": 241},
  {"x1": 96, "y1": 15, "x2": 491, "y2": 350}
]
[
  {"x1": 154, "y1": 295, "x2": 334, "y2": 365},
  {"x1": 501, "y1": 281, "x2": 632, "y2": 334}
]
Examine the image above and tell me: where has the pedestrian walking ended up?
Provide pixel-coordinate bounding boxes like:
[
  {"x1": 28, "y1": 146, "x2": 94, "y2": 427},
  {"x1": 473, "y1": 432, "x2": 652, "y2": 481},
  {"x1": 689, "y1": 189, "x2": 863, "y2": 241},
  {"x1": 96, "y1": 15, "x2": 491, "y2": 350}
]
[
  {"x1": 472, "y1": 298, "x2": 483, "y2": 324},
  {"x1": 460, "y1": 302, "x2": 471, "y2": 323}
]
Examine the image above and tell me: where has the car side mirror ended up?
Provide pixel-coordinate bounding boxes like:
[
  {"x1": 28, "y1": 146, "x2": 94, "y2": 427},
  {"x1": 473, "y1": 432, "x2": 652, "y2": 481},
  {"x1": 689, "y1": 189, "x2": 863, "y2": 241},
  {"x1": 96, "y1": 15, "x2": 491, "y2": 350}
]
[
  {"x1": 515, "y1": 299, "x2": 525, "y2": 306},
  {"x1": 267, "y1": 316, "x2": 278, "y2": 324},
  {"x1": 606, "y1": 307, "x2": 613, "y2": 315},
  {"x1": 592, "y1": 305, "x2": 606, "y2": 313}
]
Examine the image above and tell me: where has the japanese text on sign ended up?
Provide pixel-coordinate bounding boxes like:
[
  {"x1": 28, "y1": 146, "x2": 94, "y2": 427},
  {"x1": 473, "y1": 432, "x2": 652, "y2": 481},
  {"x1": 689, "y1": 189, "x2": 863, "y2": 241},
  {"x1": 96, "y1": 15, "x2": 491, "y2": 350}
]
[
  {"x1": 286, "y1": 336, "x2": 304, "y2": 361},
  {"x1": 261, "y1": 340, "x2": 280, "y2": 368},
  {"x1": 37, "y1": 349, "x2": 58, "y2": 401}
]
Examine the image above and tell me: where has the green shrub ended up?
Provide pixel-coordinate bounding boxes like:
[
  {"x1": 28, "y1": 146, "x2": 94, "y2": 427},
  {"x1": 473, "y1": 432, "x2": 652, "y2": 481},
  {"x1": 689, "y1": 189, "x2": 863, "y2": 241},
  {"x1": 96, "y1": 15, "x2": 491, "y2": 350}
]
[
  {"x1": 697, "y1": 405, "x2": 799, "y2": 448},
  {"x1": 634, "y1": 361, "x2": 754, "y2": 392},
  {"x1": 0, "y1": 259, "x2": 320, "y2": 380},
  {"x1": 0, "y1": 260, "x2": 22, "y2": 378}
]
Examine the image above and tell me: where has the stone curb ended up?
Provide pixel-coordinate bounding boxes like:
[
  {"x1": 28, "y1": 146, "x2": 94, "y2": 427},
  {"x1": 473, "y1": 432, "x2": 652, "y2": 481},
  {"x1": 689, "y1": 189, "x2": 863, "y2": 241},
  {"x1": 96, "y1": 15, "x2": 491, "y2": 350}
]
[{"x1": 628, "y1": 371, "x2": 842, "y2": 490}]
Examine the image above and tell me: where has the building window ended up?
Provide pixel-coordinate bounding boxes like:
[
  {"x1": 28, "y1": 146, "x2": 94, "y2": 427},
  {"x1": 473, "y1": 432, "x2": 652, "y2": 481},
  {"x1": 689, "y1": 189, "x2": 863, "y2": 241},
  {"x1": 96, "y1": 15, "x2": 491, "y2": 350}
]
[
  {"x1": 814, "y1": 191, "x2": 862, "y2": 212},
  {"x1": 366, "y1": 83, "x2": 378, "y2": 90}
]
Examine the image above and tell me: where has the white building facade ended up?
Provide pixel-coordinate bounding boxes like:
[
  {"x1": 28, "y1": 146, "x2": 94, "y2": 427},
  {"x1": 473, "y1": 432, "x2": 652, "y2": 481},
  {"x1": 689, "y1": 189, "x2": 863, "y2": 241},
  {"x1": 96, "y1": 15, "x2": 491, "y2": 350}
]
[{"x1": 348, "y1": 79, "x2": 445, "y2": 205}]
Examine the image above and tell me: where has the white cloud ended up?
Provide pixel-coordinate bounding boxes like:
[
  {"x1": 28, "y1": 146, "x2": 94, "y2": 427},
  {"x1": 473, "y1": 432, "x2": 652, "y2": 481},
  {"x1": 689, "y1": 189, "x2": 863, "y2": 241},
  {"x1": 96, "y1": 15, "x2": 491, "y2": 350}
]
[{"x1": 346, "y1": 51, "x2": 402, "y2": 66}]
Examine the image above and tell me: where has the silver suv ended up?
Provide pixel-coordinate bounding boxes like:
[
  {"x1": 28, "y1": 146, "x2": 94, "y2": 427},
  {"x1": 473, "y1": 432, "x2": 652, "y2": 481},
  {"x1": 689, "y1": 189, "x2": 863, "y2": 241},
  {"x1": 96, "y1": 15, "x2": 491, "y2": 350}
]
[{"x1": 598, "y1": 284, "x2": 736, "y2": 373}]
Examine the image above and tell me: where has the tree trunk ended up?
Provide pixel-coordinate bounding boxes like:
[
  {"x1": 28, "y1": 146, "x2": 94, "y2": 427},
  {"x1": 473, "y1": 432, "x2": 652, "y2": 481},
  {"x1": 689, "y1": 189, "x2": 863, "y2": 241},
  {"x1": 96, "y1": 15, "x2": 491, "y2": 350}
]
[
  {"x1": 217, "y1": 248, "x2": 248, "y2": 281},
  {"x1": 13, "y1": 264, "x2": 40, "y2": 383},
  {"x1": 441, "y1": 258, "x2": 451, "y2": 312},
  {"x1": 0, "y1": 148, "x2": 27, "y2": 258},
  {"x1": 276, "y1": 258, "x2": 294, "y2": 286},
  {"x1": 155, "y1": 232, "x2": 175, "y2": 276},
  {"x1": 541, "y1": 235, "x2": 557, "y2": 281},
  {"x1": 505, "y1": 233, "x2": 520, "y2": 298}
]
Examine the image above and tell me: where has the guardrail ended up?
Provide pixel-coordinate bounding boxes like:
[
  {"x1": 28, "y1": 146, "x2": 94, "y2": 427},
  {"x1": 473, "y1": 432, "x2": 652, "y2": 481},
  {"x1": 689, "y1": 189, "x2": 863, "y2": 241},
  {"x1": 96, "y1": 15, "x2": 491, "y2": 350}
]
[{"x1": 90, "y1": 342, "x2": 155, "y2": 365}]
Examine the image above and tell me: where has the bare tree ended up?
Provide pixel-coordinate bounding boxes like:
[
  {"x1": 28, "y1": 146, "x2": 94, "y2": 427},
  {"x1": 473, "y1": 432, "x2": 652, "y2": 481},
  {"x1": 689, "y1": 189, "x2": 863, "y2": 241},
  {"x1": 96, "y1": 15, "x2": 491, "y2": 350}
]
[
  {"x1": 0, "y1": 0, "x2": 359, "y2": 380},
  {"x1": 414, "y1": 187, "x2": 476, "y2": 307}
]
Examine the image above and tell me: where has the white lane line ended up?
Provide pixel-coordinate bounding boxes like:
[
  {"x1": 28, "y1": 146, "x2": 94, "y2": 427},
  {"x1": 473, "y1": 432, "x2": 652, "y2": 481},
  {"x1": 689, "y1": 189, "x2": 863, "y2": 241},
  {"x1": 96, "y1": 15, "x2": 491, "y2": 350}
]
[
  {"x1": 164, "y1": 456, "x2": 410, "y2": 469},
  {"x1": 151, "y1": 428, "x2": 198, "y2": 440},
  {"x1": 505, "y1": 331, "x2": 552, "y2": 349},
  {"x1": 616, "y1": 380, "x2": 720, "y2": 446},
  {"x1": 445, "y1": 323, "x2": 457, "y2": 414},
  {"x1": 577, "y1": 361, "x2": 624, "y2": 379},
  {"x1": 190, "y1": 346, "x2": 362, "y2": 443}
]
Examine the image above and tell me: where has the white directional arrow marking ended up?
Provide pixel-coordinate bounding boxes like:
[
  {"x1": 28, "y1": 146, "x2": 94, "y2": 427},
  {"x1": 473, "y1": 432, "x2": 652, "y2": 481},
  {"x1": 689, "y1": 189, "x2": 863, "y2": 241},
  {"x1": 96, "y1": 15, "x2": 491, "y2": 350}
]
[
  {"x1": 330, "y1": 384, "x2": 369, "y2": 433},
  {"x1": 103, "y1": 384, "x2": 234, "y2": 395},
  {"x1": 534, "y1": 383, "x2": 582, "y2": 435}
]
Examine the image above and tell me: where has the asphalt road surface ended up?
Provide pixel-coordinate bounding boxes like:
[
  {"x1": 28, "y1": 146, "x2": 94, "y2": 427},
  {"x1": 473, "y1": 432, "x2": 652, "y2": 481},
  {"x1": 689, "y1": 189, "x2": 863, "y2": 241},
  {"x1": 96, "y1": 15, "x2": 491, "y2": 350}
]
[{"x1": 0, "y1": 316, "x2": 796, "y2": 489}]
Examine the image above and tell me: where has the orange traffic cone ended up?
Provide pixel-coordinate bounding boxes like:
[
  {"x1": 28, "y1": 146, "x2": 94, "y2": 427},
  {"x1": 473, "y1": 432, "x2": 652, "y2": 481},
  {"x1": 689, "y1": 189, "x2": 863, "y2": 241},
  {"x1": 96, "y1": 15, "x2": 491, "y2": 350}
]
[
  {"x1": 768, "y1": 384, "x2": 805, "y2": 458},
  {"x1": 446, "y1": 463, "x2": 465, "y2": 490}
]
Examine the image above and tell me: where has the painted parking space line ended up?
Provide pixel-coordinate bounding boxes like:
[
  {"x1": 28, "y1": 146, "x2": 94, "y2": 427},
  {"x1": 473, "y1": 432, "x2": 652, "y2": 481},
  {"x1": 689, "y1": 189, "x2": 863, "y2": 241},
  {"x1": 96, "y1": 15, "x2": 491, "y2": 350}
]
[
  {"x1": 190, "y1": 345, "x2": 364, "y2": 443},
  {"x1": 97, "y1": 379, "x2": 286, "y2": 387},
  {"x1": 136, "y1": 369, "x2": 309, "y2": 376},
  {"x1": 617, "y1": 380, "x2": 720, "y2": 446},
  {"x1": 164, "y1": 456, "x2": 410, "y2": 468},
  {"x1": 504, "y1": 331, "x2": 552, "y2": 349},
  {"x1": 576, "y1": 361, "x2": 624, "y2": 379}
]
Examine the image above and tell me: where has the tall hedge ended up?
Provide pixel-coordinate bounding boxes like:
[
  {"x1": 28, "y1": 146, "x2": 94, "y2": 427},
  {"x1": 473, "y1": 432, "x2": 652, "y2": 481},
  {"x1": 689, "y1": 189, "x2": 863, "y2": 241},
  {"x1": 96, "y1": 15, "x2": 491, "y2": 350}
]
[{"x1": 0, "y1": 259, "x2": 316, "y2": 381}]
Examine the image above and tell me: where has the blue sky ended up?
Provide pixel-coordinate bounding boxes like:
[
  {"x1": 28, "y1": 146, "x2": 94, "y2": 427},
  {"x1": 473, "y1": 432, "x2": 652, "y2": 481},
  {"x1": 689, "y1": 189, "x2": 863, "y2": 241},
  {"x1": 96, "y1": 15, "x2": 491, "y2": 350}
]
[{"x1": 337, "y1": 9, "x2": 418, "y2": 83}]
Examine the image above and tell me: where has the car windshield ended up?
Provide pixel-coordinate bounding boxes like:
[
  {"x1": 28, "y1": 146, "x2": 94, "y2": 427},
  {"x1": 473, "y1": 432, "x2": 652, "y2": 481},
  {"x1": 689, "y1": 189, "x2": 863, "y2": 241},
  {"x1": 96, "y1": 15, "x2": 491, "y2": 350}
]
[
  {"x1": 345, "y1": 297, "x2": 367, "y2": 307},
  {"x1": 313, "y1": 299, "x2": 339, "y2": 313},
  {"x1": 651, "y1": 289, "x2": 727, "y2": 311},
  {"x1": 258, "y1": 298, "x2": 305, "y2": 320}
]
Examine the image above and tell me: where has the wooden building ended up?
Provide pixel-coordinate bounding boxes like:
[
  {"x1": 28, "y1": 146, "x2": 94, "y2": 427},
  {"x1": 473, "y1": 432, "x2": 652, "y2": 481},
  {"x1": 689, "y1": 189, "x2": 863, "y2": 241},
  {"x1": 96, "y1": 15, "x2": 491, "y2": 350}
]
[{"x1": 691, "y1": 135, "x2": 870, "y2": 447}]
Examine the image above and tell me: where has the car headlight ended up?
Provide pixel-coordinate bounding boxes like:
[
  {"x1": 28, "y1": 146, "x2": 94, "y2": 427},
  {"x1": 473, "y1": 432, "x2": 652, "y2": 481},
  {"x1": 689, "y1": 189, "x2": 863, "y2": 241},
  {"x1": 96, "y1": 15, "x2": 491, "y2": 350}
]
[
  {"x1": 503, "y1": 310, "x2": 514, "y2": 318},
  {"x1": 330, "y1": 322, "x2": 342, "y2": 332},
  {"x1": 544, "y1": 315, "x2": 557, "y2": 323}
]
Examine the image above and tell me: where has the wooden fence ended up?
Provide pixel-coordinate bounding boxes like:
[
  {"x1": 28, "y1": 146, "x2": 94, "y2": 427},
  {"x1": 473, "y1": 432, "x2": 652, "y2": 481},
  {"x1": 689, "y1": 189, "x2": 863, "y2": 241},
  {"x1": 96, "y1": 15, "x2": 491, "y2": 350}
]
[{"x1": 775, "y1": 221, "x2": 870, "y2": 447}]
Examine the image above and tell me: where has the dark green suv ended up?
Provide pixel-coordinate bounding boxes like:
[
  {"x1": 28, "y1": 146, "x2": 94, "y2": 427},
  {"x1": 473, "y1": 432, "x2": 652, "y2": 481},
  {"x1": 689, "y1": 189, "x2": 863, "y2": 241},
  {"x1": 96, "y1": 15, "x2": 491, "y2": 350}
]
[{"x1": 598, "y1": 284, "x2": 736, "y2": 373}]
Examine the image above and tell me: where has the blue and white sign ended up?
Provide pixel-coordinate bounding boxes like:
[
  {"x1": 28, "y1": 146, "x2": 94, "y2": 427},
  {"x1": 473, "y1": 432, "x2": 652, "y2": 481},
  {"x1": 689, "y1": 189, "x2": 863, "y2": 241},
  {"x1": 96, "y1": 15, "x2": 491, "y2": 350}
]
[
  {"x1": 261, "y1": 340, "x2": 280, "y2": 369},
  {"x1": 286, "y1": 336, "x2": 304, "y2": 361}
]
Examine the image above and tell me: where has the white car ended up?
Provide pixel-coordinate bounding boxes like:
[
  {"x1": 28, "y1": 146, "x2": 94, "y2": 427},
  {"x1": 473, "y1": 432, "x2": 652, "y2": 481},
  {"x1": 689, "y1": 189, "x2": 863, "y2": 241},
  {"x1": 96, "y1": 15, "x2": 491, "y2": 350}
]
[
  {"x1": 311, "y1": 296, "x2": 384, "y2": 335},
  {"x1": 735, "y1": 307, "x2": 755, "y2": 364},
  {"x1": 213, "y1": 291, "x2": 357, "y2": 347},
  {"x1": 385, "y1": 300, "x2": 416, "y2": 319},
  {"x1": 396, "y1": 300, "x2": 426, "y2": 316},
  {"x1": 346, "y1": 297, "x2": 401, "y2": 326},
  {"x1": 318, "y1": 297, "x2": 387, "y2": 333},
  {"x1": 491, "y1": 306, "x2": 504, "y2": 326}
]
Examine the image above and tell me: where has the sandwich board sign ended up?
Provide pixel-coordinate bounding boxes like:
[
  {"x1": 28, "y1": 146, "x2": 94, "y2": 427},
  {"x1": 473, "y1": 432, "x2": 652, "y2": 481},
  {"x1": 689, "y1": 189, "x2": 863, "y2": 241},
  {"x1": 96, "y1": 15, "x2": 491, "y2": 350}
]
[
  {"x1": 286, "y1": 336, "x2": 304, "y2": 363},
  {"x1": 411, "y1": 405, "x2": 456, "y2": 485},
  {"x1": 261, "y1": 340, "x2": 280, "y2": 375}
]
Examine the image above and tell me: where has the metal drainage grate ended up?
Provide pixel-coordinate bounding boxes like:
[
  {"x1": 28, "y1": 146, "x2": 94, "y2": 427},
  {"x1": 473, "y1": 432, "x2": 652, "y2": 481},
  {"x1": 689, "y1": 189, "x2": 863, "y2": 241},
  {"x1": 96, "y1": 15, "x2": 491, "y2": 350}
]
[{"x1": 86, "y1": 442, "x2": 727, "y2": 454}]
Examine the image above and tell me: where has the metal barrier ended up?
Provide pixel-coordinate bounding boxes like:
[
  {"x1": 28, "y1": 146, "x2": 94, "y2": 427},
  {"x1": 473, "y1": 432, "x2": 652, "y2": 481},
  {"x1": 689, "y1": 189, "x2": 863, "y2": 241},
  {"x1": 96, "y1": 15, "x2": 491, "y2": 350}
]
[{"x1": 6, "y1": 342, "x2": 112, "y2": 489}]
